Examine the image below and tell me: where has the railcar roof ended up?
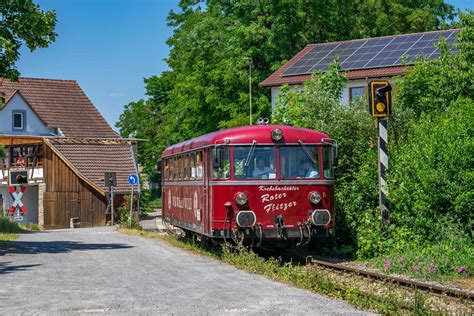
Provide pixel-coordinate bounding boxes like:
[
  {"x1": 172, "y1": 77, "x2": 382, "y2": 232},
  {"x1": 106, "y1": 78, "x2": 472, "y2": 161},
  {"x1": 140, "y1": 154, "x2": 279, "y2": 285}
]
[{"x1": 162, "y1": 125, "x2": 330, "y2": 156}]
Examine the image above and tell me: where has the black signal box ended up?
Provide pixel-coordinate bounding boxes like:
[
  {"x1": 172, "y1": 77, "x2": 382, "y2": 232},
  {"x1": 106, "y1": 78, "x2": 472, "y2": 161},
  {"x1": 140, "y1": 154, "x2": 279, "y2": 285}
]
[
  {"x1": 368, "y1": 81, "x2": 392, "y2": 117},
  {"x1": 9, "y1": 170, "x2": 28, "y2": 185},
  {"x1": 104, "y1": 172, "x2": 117, "y2": 188}
]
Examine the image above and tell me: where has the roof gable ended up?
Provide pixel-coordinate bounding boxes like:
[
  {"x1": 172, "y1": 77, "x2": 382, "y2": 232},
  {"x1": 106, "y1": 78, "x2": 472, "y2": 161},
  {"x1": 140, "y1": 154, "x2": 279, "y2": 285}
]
[{"x1": 0, "y1": 78, "x2": 118, "y2": 138}]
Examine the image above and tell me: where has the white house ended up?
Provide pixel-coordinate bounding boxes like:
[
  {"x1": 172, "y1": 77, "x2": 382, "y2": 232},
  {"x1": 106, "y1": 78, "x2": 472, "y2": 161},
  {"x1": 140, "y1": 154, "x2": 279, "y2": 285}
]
[{"x1": 260, "y1": 29, "x2": 458, "y2": 107}]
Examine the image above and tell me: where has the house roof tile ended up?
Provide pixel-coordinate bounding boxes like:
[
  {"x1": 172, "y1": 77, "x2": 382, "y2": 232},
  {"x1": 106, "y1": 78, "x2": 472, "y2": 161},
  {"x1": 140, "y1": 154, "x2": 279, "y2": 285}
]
[{"x1": 0, "y1": 78, "x2": 118, "y2": 137}]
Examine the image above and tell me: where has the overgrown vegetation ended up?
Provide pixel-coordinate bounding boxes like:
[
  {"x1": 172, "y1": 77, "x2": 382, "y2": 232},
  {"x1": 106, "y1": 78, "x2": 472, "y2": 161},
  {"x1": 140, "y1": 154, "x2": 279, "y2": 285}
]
[
  {"x1": 120, "y1": 228, "x2": 472, "y2": 314},
  {"x1": 0, "y1": 216, "x2": 40, "y2": 241},
  {"x1": 274, "y1": 13, "x2": 474, "y2": 280},
  {"x1": 116, "y1": 196, "x2": 142, "y2": 230}
]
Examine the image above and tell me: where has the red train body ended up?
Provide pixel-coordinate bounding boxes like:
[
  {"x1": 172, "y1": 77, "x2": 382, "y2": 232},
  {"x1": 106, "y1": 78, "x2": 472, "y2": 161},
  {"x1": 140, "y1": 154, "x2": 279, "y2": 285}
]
[{"x1": 161, "y1": 125, "x2": 336, "y2": 246}]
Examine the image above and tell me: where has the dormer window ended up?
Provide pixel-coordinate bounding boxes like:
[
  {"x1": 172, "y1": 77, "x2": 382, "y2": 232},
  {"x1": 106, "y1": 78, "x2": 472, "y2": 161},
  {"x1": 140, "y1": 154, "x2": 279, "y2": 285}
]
[{"x1": 12, "y1": 110, "x2": 26, "y2": 131}]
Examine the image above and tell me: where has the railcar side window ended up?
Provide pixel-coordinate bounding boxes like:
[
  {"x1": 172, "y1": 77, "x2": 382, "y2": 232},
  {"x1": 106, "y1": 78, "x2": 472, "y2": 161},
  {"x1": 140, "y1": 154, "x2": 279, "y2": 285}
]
[
  {"x1": 234, "y1": 146, "x2": 276, "y2": 179},
  {"x1": 165, "y1": 159, "x2": 170, "y2": 180},
  {"x1": 178, "y1": 156, "x2": 183, "y2": 180},
  {"x1": 322, "y1": 146, "x2": 334, "y2": 179},
  {"x1": 190, "y1": 153, "x2": 196, "y2": 180},
  {"x1": 279, "y1": 146, "x2": 319, "y2": 179},
  {"x1": 196, "y1": 151, "x2": 203, "y2": 180},
  {"x1": 212, "y1": 147, "x2": 230, "y2": 180},
  {"x1": 170, "y1": 158, "x2": 176, "y2": 180}
]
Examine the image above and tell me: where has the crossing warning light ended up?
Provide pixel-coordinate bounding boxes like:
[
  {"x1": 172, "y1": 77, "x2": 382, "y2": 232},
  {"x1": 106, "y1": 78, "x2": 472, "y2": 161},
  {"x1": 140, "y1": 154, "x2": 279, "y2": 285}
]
[{"x1": 368, "y1": 81, "x2": 392, "y2": 117}]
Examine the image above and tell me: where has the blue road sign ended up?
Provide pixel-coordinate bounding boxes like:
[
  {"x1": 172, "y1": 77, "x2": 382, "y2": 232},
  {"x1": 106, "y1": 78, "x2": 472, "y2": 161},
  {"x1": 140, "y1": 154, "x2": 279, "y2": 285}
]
[{"x1": 128, "y1": 174, "x2": 139, "y2": 185}]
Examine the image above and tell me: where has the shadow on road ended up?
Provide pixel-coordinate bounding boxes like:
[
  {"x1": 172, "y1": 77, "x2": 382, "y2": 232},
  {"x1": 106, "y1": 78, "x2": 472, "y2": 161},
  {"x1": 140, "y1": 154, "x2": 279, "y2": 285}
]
[
  {"x1": 0, "y1": 240, "x2": 133, "y2": 257},
  {"x1": 0, "y1": 261, "x2": 41, "y2": 275}
]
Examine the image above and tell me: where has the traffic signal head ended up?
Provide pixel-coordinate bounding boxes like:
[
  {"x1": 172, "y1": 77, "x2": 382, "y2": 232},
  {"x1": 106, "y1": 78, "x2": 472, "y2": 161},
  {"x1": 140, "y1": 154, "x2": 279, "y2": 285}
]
[{"x1": 369, "y1": 81, "x2": 392, "y2": 117}]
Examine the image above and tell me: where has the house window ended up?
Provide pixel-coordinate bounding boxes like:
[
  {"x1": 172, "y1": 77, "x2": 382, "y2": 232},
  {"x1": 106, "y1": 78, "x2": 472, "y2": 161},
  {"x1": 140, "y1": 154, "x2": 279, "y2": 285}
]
[
  {"x1": 349, "y1": 86, "x2": 366, "y2": 101},
  {"x1": 12, "y1": 111, "x2": 26, "y2": 131}
]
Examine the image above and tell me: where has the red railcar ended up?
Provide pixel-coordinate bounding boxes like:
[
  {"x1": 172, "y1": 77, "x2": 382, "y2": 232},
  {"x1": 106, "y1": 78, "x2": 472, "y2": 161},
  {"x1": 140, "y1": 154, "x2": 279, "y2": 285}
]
[{"x1": 161, "y1": 124, "x2": 336, "y2": 246}]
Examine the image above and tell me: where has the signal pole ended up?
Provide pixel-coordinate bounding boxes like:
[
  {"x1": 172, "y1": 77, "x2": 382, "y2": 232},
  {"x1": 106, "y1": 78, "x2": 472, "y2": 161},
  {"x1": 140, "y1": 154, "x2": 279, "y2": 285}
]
[
  {"x1": 368, "y1": 81, "x2": 392, "y2": 227},
  {"x1": 377, "y1": 118, "x2": 390, "y2": 227}
]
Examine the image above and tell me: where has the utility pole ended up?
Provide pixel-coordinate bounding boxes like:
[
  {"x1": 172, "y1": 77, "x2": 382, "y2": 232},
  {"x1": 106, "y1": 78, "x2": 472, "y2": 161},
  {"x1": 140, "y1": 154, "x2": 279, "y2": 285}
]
[{"x1": 244, "y1": 57, "x2": 253, "y2": 125}]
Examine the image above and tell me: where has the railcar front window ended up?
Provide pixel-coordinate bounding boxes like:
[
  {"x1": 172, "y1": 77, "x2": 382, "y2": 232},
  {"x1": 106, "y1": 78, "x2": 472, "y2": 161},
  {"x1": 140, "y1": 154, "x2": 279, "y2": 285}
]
[
  {"x1": 234, "y1": 146, "x2": 276, "y2": 179},
  {"x1": 212, "y1": 147, "x2": 230, "y2": 180},
  {"x1": 322, "y1": 146, "x2": 334, "y2": 179},
  {"x1": 280, "y1": 146, "x2": 320, "y2": 179}
]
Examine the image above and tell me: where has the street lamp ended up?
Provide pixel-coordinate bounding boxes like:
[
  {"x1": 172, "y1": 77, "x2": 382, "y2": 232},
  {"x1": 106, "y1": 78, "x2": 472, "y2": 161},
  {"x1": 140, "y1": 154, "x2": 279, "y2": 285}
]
[{"x1": 244, "y1": 57, "x2": 253, "y2": 125}]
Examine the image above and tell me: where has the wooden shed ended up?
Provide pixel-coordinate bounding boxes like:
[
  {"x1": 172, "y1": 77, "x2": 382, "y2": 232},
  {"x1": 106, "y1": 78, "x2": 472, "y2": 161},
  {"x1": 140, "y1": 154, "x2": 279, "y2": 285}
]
[
  {"x1": 1, "y1": 136, "x2": 138, "y2": 229},
  {"x1": 0, "y1": 78, "x2": 138, "y2": 229}
]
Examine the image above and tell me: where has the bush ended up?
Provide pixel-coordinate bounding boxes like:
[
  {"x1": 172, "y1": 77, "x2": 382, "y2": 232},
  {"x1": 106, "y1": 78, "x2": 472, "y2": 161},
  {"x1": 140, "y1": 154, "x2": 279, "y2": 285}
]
[
  {"x1": 0, "y1": 216, "x2": 24, "y2": 233},
  {"x1": 116, "y1": 196, "x2": 142, "y2": 230},
  {"x1": 389, "y1": 98, "x2": 473, "y2": 240}
]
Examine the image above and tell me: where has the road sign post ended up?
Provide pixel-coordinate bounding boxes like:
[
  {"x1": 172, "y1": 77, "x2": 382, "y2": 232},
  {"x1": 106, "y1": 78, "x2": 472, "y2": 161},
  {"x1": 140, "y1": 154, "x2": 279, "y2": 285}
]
[
  {"x1": 105, "y1": 172, "x2": 117, "y2": 226},
  {"x1": 128, "y1": 174, "x2": 139, "y2": 227},
  {"x1": 368, "y1": 81, "x2": 392, "y2": 227}
]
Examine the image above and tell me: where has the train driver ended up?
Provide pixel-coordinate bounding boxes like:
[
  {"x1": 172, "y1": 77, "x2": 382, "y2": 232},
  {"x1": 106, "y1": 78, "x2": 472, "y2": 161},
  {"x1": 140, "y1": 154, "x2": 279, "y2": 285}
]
[
  {"x1": 297, "y1": 159, "x2": 319, "y2": 178},
  {"x1": 252, "y1": 158, "x2": 273, "y2": 179}
]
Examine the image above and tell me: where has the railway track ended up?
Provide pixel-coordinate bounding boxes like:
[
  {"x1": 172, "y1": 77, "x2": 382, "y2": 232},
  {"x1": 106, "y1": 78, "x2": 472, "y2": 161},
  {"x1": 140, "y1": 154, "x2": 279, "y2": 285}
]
[
  {"x1": 306, "y1": 257, "x2": 474, "y2": 301},
  {"x1": 253, "y1": 247, "x2": 473, "y2": 302}
]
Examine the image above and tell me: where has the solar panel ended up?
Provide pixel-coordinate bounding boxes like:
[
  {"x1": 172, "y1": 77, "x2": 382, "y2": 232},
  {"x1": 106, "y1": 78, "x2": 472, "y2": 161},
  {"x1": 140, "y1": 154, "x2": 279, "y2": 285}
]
[{"x1": 282, "y1": 29, "x2": 459, "y2": 77}]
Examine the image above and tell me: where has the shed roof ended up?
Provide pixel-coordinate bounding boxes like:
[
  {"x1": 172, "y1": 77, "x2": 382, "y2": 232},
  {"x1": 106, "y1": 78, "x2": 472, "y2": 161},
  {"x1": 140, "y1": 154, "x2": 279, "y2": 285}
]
[{"x1": 46, "y1": 139, "x2": 138, "y2": 194}]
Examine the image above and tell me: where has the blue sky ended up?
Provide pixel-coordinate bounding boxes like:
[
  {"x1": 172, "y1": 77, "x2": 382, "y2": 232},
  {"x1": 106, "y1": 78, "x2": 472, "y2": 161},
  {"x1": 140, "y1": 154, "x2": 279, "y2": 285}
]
[{"x1": 17, "y1": 0, "x2": 473, "y2": 129}]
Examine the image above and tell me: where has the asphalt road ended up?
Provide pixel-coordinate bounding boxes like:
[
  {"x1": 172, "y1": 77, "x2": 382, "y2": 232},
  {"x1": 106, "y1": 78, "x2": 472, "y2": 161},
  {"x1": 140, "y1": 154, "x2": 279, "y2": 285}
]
[{"x1": 0, "y1": 227, "x2": 369, "y2": 315}]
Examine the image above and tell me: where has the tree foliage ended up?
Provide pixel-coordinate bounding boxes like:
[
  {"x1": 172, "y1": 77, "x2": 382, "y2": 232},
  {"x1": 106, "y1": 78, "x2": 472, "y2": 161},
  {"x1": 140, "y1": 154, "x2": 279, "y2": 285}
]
[
  {"x1": 118, "y1": 0, "x2": 457, "y2": 176},
  {"x1": 116, "y1": 73, "x2": 172, "y2": 174},
  {"x1": 0, "y1": 0, "x2": 56, "y2": 79}
]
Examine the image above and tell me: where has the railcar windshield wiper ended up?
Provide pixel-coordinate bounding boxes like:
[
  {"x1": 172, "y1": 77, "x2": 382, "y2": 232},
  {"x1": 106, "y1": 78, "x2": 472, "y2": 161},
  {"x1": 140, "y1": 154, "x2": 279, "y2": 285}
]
[
  {"x1": 298, "y1": 139, "x2": 317, "y2": 165},
  {"x1": 244, "y1": 140, "x2": 257, "y2": 167}
]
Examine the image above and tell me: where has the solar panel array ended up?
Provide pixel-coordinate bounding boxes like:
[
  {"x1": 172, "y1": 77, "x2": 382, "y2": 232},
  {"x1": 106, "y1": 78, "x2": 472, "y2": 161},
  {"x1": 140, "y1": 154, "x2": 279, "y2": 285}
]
[{"x1": 282, "y1": 29, "x2": 459, "y2": 77}]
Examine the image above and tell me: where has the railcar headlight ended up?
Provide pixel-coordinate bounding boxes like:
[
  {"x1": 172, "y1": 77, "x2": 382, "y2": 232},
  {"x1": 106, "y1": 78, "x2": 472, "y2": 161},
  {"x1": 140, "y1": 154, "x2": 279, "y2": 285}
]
[
  {"x1": 236, "y1": 211, "x2": 256, "y2": 227},
  {"x1": 271, "y1": 128, "x2": 283, "y2": 142},
  {"x1": 311, "y1": 209, "x2": 331, "y2": 226},
  {"x1": 235, "y1": 192, "x2": 248, "y2": 206},
  {"x1": 309, "y1": 191, "x2": 322, "y2": 204}
]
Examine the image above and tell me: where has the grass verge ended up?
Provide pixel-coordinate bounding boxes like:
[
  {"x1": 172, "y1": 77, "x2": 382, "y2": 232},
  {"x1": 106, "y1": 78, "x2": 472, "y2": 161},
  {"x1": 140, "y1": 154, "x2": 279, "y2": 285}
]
[
  {"x1": 119, "y1": 228, "x2": 472, "y2": 314},
  {"x1": 0, "y1": 216, "x2": 41, "y2": 242}
]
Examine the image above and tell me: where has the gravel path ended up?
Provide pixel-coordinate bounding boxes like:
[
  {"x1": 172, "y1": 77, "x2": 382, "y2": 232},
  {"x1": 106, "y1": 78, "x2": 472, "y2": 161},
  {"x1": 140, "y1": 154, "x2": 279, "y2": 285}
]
[{"x1": 0, "y1": 227, "x2": 370, "y2": 315}]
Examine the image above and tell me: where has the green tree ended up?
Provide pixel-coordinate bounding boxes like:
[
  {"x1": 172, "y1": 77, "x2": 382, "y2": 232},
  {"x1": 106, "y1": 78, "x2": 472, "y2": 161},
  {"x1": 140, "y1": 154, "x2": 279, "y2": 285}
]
[
  {"x1": 118, "y1": 0, "x2": 459, "y2": 185},
  {"x1": 162, "y1": 0, "x2": 456, "y2": 140},
  {"x1": 116, "y1": 73, "x2": 173, "y2": 174},
  {"x1": 0, "y1": 0, "x2": 56, "y2": 79}
]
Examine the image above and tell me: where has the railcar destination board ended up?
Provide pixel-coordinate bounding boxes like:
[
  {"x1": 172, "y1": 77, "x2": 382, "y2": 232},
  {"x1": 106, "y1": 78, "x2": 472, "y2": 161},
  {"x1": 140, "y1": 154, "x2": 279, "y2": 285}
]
[{"x1": 282, "y1": 29, "x2": 459, "y2": 77}]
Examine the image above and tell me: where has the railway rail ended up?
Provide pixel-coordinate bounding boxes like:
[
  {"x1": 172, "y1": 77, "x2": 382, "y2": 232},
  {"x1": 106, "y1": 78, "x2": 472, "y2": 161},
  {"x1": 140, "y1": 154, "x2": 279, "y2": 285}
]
[
  {"x1": 305, "y1": 256, "x2": 473, "y2": 301},
  {"x1": 251, "y1": 246, "x2": 474, "y2": 302}
]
